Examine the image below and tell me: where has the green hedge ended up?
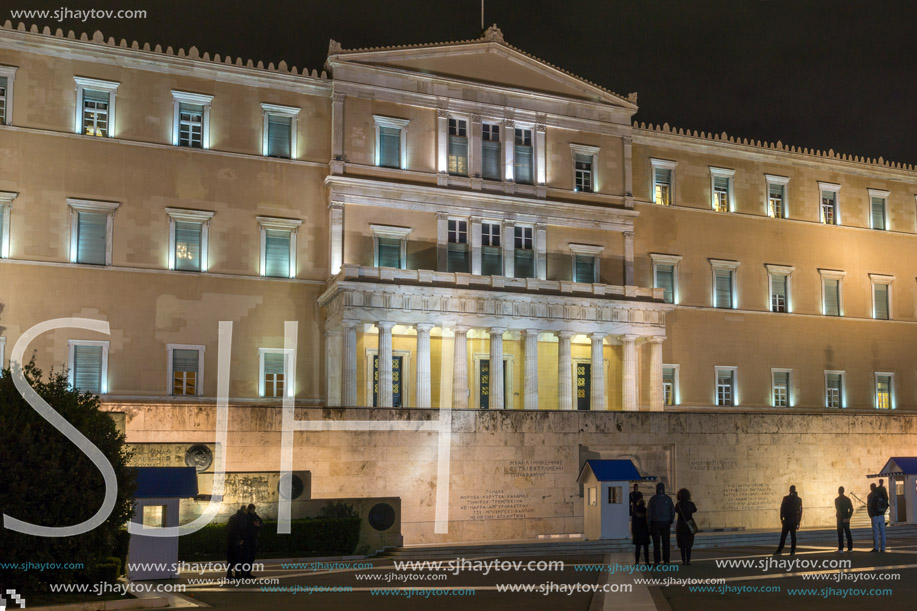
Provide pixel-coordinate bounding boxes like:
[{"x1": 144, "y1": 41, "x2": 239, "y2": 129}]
[{"x1": 180, "y1": 517, "x2": 360, "y2": 559}]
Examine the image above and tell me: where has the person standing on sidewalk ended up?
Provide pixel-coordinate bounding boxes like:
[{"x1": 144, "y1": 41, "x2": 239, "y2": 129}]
[
  {"x1": 835, "y1": 486, "x2": 854, "y2": 552},
  {"x1": 774, "y1": 485, "x2": 802, "y2": 555},
  {"x1": 632, "y1": 498, "x2": 650, "y2": 565},
  {"x1": 225, "y1": 505, "x2": 246, "y2": 580},
  {"x1": 675, "y1": 489, "x2": 698, "y2": 565},
  {"x1": 647, "y1": 482, "x2": 675, "y2": 565},
  {"x1": 868, "y1": 482, "x2": 888, "y2": 552}
]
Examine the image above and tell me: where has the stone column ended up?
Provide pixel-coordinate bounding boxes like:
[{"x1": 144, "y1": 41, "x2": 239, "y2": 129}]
[
  {"x1": 624, "y1": 231, "x2": 635, "y2": 287},
  {"x1": 377, "y1": 321, "x2": 396, "y2": 408},
  {"x1": 330, "y1": 92, "x2": 345, "y2": 174},
  {"x1": 534, "y1": 223, "x2": 547, "y2": 280},
  {"x1": 502, "y1": 221, "x2": 515, "y2": 278},
  {"x1": 325, "y1": 327, "x2": 342, "y2": 407},
  {"x1": 524, "y1": 329, "x2": 539, "y2": 410},
  {"x1": 623, "y1": 135, "x2": 634, "y2": 206},
  {"x1": 648, "y1": 336, "x2": 664, "y2": 412},
  {"x1": 452, "y1": 326, "x2": 469, "y2": 409},
  {"x1": 436, "y1": 109, "x2": 449, "y2": 185},
  {"x1": 489, "y1": 328, "x2": 506, "y2": 409},
  {"x1": 590, "y1": 333, "x2": 606, "y2": 411},
  {"x1": 342, "y1": 321, "x2": 358, "y2": 406},
  {"x1": 470, "y1": 216, "x2": 482, "y2": 275},
  {"x1": 329, "y1": 202, "x2": 343, "y2": 276},
  {"x1": 503, "y1": 119, "x2": 515, "y2": 183},
  {"x1": 436, "y1": 212, "x2": 449, "y2": 272},
  {"x1": 470, "y1": 114, "x2": 483, "y2": 180},
  {"x1": 415, "y1": 323, "x2": 434, "y2": 408},
  {"x1": 535, "y1": 122, "x2": 547, "y2": 186},
  {"x1": 622, "y1": 334, "x2": 638, "y2": 412},
  {"x1": 557, "y1": 331, "x2": 573, "y2": 410}
]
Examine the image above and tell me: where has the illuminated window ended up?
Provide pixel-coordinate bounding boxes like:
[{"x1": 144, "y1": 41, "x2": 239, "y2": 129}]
[
  {"x1": 68, "y1": 199, "x2": 120, "y2": 266},
  {"x1": 69, "y1": 340, "x2": 109, "y2": 394},
  {"x1": 772, "y1": 369, "x2": 791, "y2": 407},
  {"x1": 514, "y1": 226, "x2": 534, "y2": 279},
  {"x1": 869, "y1": 189, "x2": 889, "y2": 230},
  {"x1": 0, "y1": 65, "x2": 17, "y2": 125},
  {"x1": 663, "y1": 366, "x2": 678, "y2": 406},
  {"x1": 825, "y1": 371, "x2": 844, "y2": 408},
  {"x1": 481, "y1": 222, "x2": 502, "y2": 276},
  {"x1": 711, "y1": 259, "x2": 739, "y2": 309},
  {"x1": 765, "y1": 174, "x2": 790, "y2": 218},
  {"x1": 819, "y1": 269, "x2": 845, "y2": 316},
  {"x1": 571, "y1": 145, "x2": 599, "y2": 193},
  {"x1": 169, "y1": 345, "x2": 204, "y2": 396},
  {"x1": 710, "y1": 167, "x2": 735, "y2": 212},
  {"x1": 651, "y1": 254, "x2": 682, "y2": 304},
  {"x1": 819, "y1": 182, "x2": 841, "y2": 225},
  {"x1": 447, "y1": 219, "x2": 469, "y2": 273},
  {"x1": 448, "y1": 118, "x2": 468, "y2": 175},
  {"x1": 142, "y1": 505, "x2": 167, "y2": 528},
  {"x1": 371, "y1": 224, "x2": 411, "y2": 269},
  {"x1": 0, "y1": 190, "x2": 17, "y2": 259},
  {"x1": 166, "y1": 208, "x2": 214, "y2": 272},
  {"x1": 171, "y1": 91, "x2": 212, "y2": 149},
  {"x1": 651, "y1": 158, "x2": 676, "y2": 205},
  {"x1": 766, "y1": 265, "x2": 793, "y2": 313},
  {"x1": 875, "y1": 373, "x2": 893, "y2": 410},
  {"x1": 715, "y1": 367, "x2": 736, "y2": 407},
  {"x1": 482, "y1": 123, "x2": 501, "y2": 181},
  {"x1": 374, "y1": 115, "x2": 409, "y2": 169},
  {"x1": 258, "y1": 217, "x2": 301, "y2": 279},
  {"x1": 870, "y1": 274, "x2": 893, "y2": 320},
  {"x1": 514, "y1": 128, "x2": 533, "y2": 184},
  {"x1": 260, "y1": 349, "x2": 292, "y2": 398},
  {"x1": 74, "y1": 77, "x2": 119, "y2": 137},
  {"x1": 261, "y1": 103, "x2": 299, "y2": 158},
  {"x1": 608, "y1": 486, "x2": 623, "y2": 504}
]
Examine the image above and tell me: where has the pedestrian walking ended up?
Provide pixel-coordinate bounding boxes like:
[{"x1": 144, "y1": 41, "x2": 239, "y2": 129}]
[
  {"x1": 241, "y1": 503, "x2": 263, "y2": 578},
  {"x1": 632, "y1": 498, "x2": 650, "y2": 565},
  {"x1": 225, "y1": 505, "x2": 246, "y2": 579},
  {"x1": 675, "y1": 488, "x2": 698, "y2": 565},
  {"x1": 647, "y1": 482, "x2": 675, "y2": 565},
  {"x1": 835, "y1": 486, "x2": 854, "y2": 552},
  {"x1": 867, "y1": 482, "x2": 888, "y2": 552},
  {"x1": 774, "y1": 485, "x2": 803, "y2": 555}
]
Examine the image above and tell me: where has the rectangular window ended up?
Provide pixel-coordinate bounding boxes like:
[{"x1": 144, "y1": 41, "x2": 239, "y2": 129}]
[
  {"x1": 713, "y1": 176, "x2": 730, "y2": 212},
  {"x1": 75, "y1": 211, "x2": 108, "y2": 265},
  {"x1": 823, "y1": 278, "x2": 841, "y2": 316},
  {"x1": 663, "y1": 366, "x2": 677, "y2": 406},
  {"x1": 264, "y1": 230, "x2": 292, "y2": 278},
  {"x1": 826, "y1": 372, "x2": 843, "y2": 408},
  {"x1": 514, "y1": 226, "x2": 534, "y2": 279},
  {"x1": 377, "y1": 237, "x2": 402, "y2": 268},
  {"x1": 514, "y1": 128, "x2": 533, "y2": 184},
  {"x1": 447, "y1": 219, "x2": 469, "y2": 273},
  {"x1": 267, "y1": 114, "x2": 292, "y2": 158},
  {"x1": 656, "y1": 264, "x2": 675, "y2": 304},
  {"x1": 378, "y1": 126, "x2": 402, "y2": 168},
  {"x1": 768, "y1": 183, "x2": 786, "y2": 218},
  {"x1": 448, "y1": 118, "x2": 468, "y2": 175},
  {"x1": 716, "y1": 368, "x2": 735, "y2": 407},
  {"x1": 70, "y1": 342, "x2": 107, "y2": 394},
  {"x1": 654, "y1": 168, "x2": 672, "y2": 205},
  {"x1": 574, "y1": 255, "x2": 596, "y2": 283},
  {"x1": 876, "y1": 374, "x2": 893, "y2": 410},
  {"x1": 821, "y1": 190, "x2": 838, "y2": 225},
  {"x1": 771, "y1": 274, "x2": 787, "y2": 313},
  {"x1": 174, "y1": 221, "x2": 203, "y2": 272},
  {"x1": 574, "y1": 153, "x2": 593, "y2": 192},
  {"x1": 171, "y1": 347, "x2": 201, "y2": 396},
  {"x1": 873, "y1": 282, "x2": 890, "y2": 320},
  {"x1": 0, "y1": 76, "x2": 8, "y2": 125},
  {"x1": 772, "y1": 370, "x2": 790, "y2": 407},
  {"x1": 178, "y1": 102, "x2": 204, "y2": 148},
  {"x1": 482, "y1": 123, "x2": 501, "y2": 181},
  {"x1": 714, "y1": 269, "x2": 734, "y2": 309},
  {"x1": 261, "y1": 351, "x2": 288, "y2": 398},
  {"x1": 481, "y1": 222, "x2": 502, "y2": 276},
  {"x1": 871, "y1": 196, "x2": 887, "y2": 230},
  {"x1": 82, "y1": 88, "x2": 110, "y2": 137}
]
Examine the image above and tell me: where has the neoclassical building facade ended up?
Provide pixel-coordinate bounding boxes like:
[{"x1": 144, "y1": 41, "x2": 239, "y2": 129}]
[{"x1": 1, "y1": 22, "x2": 916, "y2": 415}]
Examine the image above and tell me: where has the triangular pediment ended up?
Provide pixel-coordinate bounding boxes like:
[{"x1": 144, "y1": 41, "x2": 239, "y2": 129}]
[{"x1": 329, "y1": 28, "x2": 636, "y2": 110}]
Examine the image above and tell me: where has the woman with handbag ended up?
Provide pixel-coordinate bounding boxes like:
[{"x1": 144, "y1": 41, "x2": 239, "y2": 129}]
[{"x1": 675, "y1": 488, "x2": 698, "y2": 565}]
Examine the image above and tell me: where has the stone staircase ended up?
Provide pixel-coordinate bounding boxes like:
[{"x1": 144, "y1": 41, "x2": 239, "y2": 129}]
[{"x1": 379, "y1": 524, "x2": 917, "y2": 558}]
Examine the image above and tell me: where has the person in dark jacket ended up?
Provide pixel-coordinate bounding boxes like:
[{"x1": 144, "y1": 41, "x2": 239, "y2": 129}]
[
  {"x1": 647, "y1": 482, "x2": 675, "y2": 565},
  {"x1": 632, "y1": 498, "x2": 650, "y2": 565},
  {"x1": 241, "y1": 503, "x2": 263, "y2": 578},
  {"x1": 629, "y1": 484, "x2": 643, "y2": 518},
  {"x1": 225, "y1": 505, "x2": 246, "y2": 579},
  {"x1": 774, "y1": 485, "x2": 803, "y2": 555},
  {"x1": 867, "y1": 483, "x2": 884, "y2": 552},
  {"x1": 675, "y1": 488, "x2": 698, "y2": 565},
  {"x1": 835, "y1": 486, "x2": 854, "y2": 552}
]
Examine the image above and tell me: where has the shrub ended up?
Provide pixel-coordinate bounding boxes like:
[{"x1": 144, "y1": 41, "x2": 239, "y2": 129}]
[
  {"x1": 319, "y1": 501, "x2": 358, "y2": 519},
  {"x1": 180, "y1": 517, "x2": 361, "y2": 559}
]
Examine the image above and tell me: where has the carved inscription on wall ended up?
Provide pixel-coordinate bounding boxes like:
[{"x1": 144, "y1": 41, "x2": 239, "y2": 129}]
[
  {"x1": 721, "y1": 482, "x2": 776, "y2": 511},
  {"x1": 505, "y1": 459, "x2": 565, "y2": 477},
  {"x1": 457, "y1": 490, "x2": 533, "y2": 521},
  {"x1": 690, "y1": 458, "x2": 738, "y2": 471}
]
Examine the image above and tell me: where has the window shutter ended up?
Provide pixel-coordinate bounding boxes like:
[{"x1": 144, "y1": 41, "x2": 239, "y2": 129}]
[
  {"x1": 482, "y1": 140, "x2": 501, "y2": 180},
  {"x1": 514, "y1": 145, "x2": 533, "y2": 184},
  {"x1": 264, "y1": 352, "x2": 286, "y2": 375},
  {"x1": 871, "y1": 198, "x2": 886, "y2": 230},
  {"x1": 481, "y1": 246, "x2": 502, "y2": 276},
  {"x1": 574, "y1": 255, "x2": 596, "y2": 283},
  {"x1": 771, "y1": 274, "x2": 787, "y2": 311},
  {"x1": 824, "y1": 279, "x2": 840, "y2": 316},
  {"x1": 656, "y1": 264, "x2": 674, "y2": 303},
  {"x1": 264, "y1": 229, "x2": 291, "y2": 278},
  {"x1": 514, "y1": 249, "x2": 535, "y2": 279},
  {"x1": 73, "y1": 344, "x2": 103, "y2": 393},
  {"x1": 77, "y1": 211, "x2": 108, "y2": 265},
  {"x1": 379, "y1": 126, "x2": 401, "y2": 168},
  {"x1": 448, "y1": 136, "x2": 468, "y2": 175},
  {"x1": 0, "y1": 76, "x2": 7, "y2": 124},
  {"x1": 377, "y1": 237, "x2": 402, "y2": 268},
  {"x1": 447, "y1": 243, "x2": 469, "y2": 273},
  {"x1": 874, "y1": 284, "x2": 889, "y2": 319},
  {"x1": 773, "y1": 371, "x2": 788, "y2": 389},
  {"x1": 715, "y1": 270, "x2": 732, "y2": 308},
  {"x1": 174, "y1": 221, "x2": 202, "y2": 271},
  {"x1": 826, "y1": 373, "x2": 842, "y2": 394},
  {"x1": 0, "y1": 206, "x2": 6, "y2": 253},
  {"x1": 173, "y1": 349, "x2": 200, "y2": 373},
  {"x1": 268, "y1": 115, "x2": 292, "y2": 158}
]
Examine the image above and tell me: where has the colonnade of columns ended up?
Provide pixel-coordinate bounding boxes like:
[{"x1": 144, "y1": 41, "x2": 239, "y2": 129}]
[{"x1": 326, "y1": 321, "x2": 665, "y2": 412}]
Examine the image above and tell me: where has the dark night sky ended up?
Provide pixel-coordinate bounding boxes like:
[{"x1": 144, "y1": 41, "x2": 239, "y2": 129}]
[{"x1": 2, "y1": 0, "x2": 915, "y2": 164}]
